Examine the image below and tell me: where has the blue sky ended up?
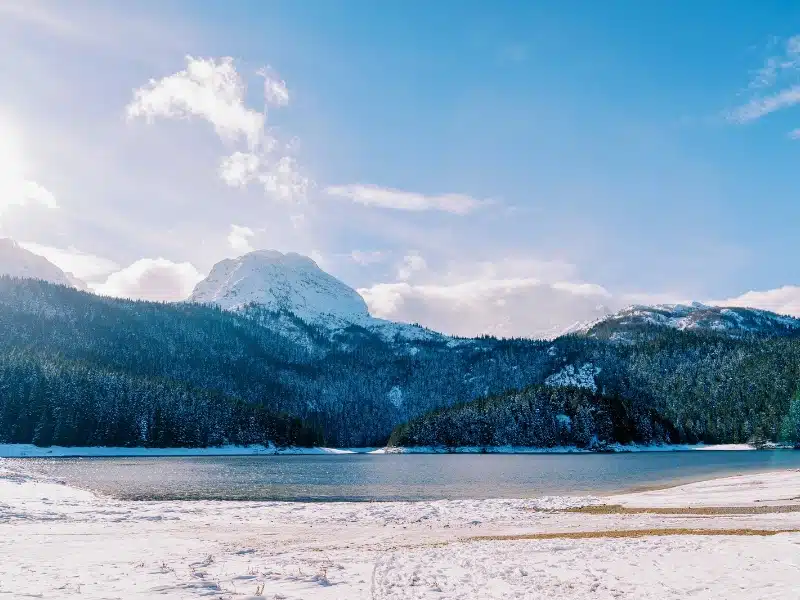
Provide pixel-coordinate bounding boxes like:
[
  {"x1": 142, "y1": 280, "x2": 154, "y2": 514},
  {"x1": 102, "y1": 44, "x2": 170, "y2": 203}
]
[{"x1": 1, "y1": 1, "x2": 799, "y2": 337}]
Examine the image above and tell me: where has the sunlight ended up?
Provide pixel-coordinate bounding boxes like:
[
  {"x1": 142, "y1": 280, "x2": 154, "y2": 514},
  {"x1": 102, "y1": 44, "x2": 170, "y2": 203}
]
[{"x1": 0, "y1": 113, "x2": 56, "y2": 214}]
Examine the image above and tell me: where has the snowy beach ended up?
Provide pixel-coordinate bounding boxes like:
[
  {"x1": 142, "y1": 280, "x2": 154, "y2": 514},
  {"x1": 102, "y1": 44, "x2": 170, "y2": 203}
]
[
  {"x1": 2, "y1": 461, "x2": 799, "y2": 599},
  {"x1": 0, "y1": 442, "x2": 769, "y2": 458}
]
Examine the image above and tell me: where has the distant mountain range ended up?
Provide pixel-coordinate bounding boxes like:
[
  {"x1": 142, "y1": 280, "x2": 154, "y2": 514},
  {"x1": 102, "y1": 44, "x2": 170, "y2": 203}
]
[
  {"x1": 3, "y1": 237, "x2": 798, "y2": 341},
  {"x1": 1, "y1": 239, "x2": 799, "y2": 450}
]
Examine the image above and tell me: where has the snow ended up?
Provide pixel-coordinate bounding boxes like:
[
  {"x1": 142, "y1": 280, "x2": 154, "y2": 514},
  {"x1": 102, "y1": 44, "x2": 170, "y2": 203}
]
[
  {"x1": 2, "y1": 462, "x2": 800, "y2": 598},
  {"x1": 609, "y1": 470, "x2": 800, "y2": 508},
  {"x1": 544, "y1": 362, "x2": 599, "y2": 392},
  {"x1": 0, "y1": 444, "x2": 383, "y2": 458},
  {"x1": 0, "y1": 237, "x2": 86, "y2": 289},
  {"x1": 574, "y1": 302, "x2": 800, "y2": 338},
  {"x1": 0, "y1": 442, "x2": 771, "y2": 458},
  {"x1": 384, "y1": 442, "x2": 789, "y2": 454},
  {"x1": 383, "y1": 445, "x2": 595, "y2": 454},
  {"x1": 190, "y1": 250, "x2": 372, "y2": 324},
  {"x1": 189, "y1": 249, "x2": 447, "y2": 343},
  {"x1": 388, "y1": 385, "x2": 404, "y2": 408}
]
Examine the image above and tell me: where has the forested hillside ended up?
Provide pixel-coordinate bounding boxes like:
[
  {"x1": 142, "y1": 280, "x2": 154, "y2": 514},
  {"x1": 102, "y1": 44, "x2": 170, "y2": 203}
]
[
  {"x1": 1, "y1": 276, "x2": 799, "y2": 449},
  {"x1": 0, "y1": 277, "x2": 552, "y2": 447},
  {"x1": 388, "y1": 385, "x2": 678, "y2": 449}
]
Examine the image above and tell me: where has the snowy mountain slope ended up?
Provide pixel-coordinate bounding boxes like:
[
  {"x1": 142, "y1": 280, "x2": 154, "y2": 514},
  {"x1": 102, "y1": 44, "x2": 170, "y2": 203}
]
[
  {"x1": 570, "y1": 302, "x2": 800, "y2": 340},
  {"x1": 191, "y1": 250, "x2": 371, "y2": 324},
  {"x1": 190, "y1": 250, "x2": 445, "y2": 344},
  {"x1": 0, "y1": 238, "x2": 86, "y2": 289}
]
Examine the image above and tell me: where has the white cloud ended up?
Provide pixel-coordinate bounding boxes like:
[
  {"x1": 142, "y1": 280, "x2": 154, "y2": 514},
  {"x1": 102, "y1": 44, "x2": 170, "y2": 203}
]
[
  {"x1": 359, "y1": 277, "x2": 615, "y2": 339},
  {"x1": 712, "y1": 285, "x2": 800, "y2": 317},
  {"x1": 257, "y1": 67, "x2": 289, "y2": 106},
  {"x1": 93, "y1": 258, "x2": 203, "y2": 302},
  {"x1": 731, "y1": 35, "x2": 800, "y2": 135},
  {"x1": 731, "y1": 85, "x2": 800, "y2": 123},
  {"x1": 126, "y1": 55, "x2": 265, "y2": 147},
  {"x1": 325, "y1": 184, "x2": 485, "y2": 214},
  {"x1": 396, "y1": 252, "x2": 427, "y2": 281},
  {"x1": 128, "y1": 56, "x2": 308, "y2": 201},
  {"x1": 358, "y1": 256, "x2": 619, "y2": 338},
  {"x1": 350, "y1": 250, "x2": 385, "y2": 265},
  {"x1": 19, "y1": 242, "x2": 119, "y2": 280},
  {"x1": 219, "y1": 151, "x2": 263, "y2": 186},
  {"x1": 0, "y1": 114, "x2": 58, "y2": 217},
  {"x1": 551, "y1": 281, "x2": 613, "y2": 297},
  {"x1": 749, "y1": 35, "x2": 800, "y2": 90},
  {"x1": 228, "y1": 224, "x2": 255, "y2": 254}
]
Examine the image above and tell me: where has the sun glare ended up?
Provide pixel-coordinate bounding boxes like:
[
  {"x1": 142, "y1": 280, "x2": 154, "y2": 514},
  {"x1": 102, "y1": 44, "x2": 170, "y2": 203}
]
[{"x1": 0, "y1": 114, "x2": 55, "y2": 213}]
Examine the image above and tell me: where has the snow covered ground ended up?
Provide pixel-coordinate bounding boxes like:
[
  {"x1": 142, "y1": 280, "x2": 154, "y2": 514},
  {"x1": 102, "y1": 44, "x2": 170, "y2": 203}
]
[
  {"x1": 1, "y1": 462, "x2": 799, "y2": 599},
  {"x1": 609, "y1": 470, "x2": 800, "y2": 508},
  {"x1": 0, "y1": 443, "x2": 383, "y2": 457},
  {"x1": 0, "y1": 442, "x2": 772, "y2": 457}
]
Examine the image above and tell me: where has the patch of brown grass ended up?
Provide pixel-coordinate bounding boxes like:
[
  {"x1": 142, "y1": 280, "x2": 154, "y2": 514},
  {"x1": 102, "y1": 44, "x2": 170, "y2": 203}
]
[
  {"x1": 465, "y1": 528, "x2": 799, "y2": 542},
  {"x1": 564, "y1": 504, "x2": 800, "y2": 516}
]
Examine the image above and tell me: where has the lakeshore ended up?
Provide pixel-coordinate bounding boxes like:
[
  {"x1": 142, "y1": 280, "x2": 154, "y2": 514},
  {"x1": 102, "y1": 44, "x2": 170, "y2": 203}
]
[{"x1": 1, "y1": 460, "x2": 799, "y2": 598}]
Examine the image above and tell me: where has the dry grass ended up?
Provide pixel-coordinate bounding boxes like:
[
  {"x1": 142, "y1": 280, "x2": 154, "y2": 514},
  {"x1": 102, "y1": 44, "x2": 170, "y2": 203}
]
[
  {"x1": 464, "y1": 527, "x2": 800, "y2": 542},
  {"x1": 564, "y1": 504, "x2": 800, "y2": 516}
]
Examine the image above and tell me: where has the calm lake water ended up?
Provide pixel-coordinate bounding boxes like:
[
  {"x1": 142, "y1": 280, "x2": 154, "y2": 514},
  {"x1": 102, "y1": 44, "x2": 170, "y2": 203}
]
[{"x1": 8, "y1": 451, "x2": 800, "y2": 502}]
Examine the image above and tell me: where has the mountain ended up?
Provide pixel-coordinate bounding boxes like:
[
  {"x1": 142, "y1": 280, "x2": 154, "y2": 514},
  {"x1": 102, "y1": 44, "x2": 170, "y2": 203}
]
[
  {"x1": 0, "y1": 238, "x2": 86, "y2": 289},
  {"x1": 190, "y1": 250, "x2": 444, "y2": 344},
  {"x1": 0, "y1": 275, "x2": 799, "y2": 449},
  {"x1": 190, "y1": 250, "x2": 371, "y2": 326},
  {"x1": 569, "y1": 302, "x2": 800, "y2": 341},
  {"x1": 0, "y1": 276, "x2": 549, "y2": 446}
]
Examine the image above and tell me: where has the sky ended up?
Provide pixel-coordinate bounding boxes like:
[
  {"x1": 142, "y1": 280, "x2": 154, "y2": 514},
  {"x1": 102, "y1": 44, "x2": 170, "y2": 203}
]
[{"x1": 1, "y1": 0, "x2": 800, "y2": 338}]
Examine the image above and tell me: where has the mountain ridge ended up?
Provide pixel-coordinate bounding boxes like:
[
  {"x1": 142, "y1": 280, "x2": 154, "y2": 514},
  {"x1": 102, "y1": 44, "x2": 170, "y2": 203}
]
[
  {"x1": 2, "y1": 238, "x2": 798, "y2": 342},
  {"x1": 566, "y1": 302, "x2": 800, "y2": 341},
  {"x1": 0, "y1": 238, "x2": 87, "y2": 290}
]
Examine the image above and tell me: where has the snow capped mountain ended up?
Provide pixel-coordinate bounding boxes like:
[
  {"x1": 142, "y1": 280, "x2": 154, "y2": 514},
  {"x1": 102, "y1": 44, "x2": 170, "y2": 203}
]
[
  {"x1": 190, "y1": 250, "x2": 444, "y2": 343},
  {"x1": 0, "y1": 238, "x2": 86, "y2": 289},
  {"x1": 571, "y1": 302, "x2": 800, "y2": 340},
  {"x1": 190, "y1": 250, "x2": 371, "y2": 325},
  {"x1": 192, "y1": 250, "x2": 800, "y2": 346}
]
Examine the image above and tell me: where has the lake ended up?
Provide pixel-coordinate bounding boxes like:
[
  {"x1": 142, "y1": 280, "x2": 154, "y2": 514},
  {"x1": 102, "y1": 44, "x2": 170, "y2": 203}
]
[{"x1": 7, "y1": 451, "x2": 800, "y2": 501}]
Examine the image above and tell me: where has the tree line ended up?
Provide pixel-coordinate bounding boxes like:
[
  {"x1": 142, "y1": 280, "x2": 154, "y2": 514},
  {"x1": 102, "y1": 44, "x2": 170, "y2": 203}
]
[{"x1": 1, "y1": 276, "x2": 799, "y2": 449}]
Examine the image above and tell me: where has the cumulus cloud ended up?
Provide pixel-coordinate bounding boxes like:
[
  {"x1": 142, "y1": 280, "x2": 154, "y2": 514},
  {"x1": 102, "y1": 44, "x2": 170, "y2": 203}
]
[
  {"x1": 228, "y1": 224, "x2": 255, "y2": 254},
  {"x1": 127, "y1": 56, "x2": 308, "y2": 201},
  {"x1": 359, "y1": 278, "x2": 615, "y2": 339},
  {"x1": 325, "y1": 184, "x2": 485, "y2": 215},
  {"x1": 126, "y1": 55, "x2": 265, "y2": 146},
  {"x1": 358, "y1": 257, "x2": 618, "y2": 339},
  {"x1": 730, "y1": 35, "x2": 800, "y2": 136},
  {"x1": 20, "y1": 242, "x2": 119, "y2": 281},
  {"x1": 92, "y1": 258, "x2": 203, "y2": 302},
  {"x1": 712, "y1": 285, "x2": 800, "y2": 317}
]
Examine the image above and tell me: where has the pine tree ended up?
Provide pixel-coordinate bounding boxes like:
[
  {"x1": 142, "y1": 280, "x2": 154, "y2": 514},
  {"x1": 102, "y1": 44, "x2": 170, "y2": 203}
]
[{"x1": 780, "y1": 390, "x2": 800, "y2": 448}]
